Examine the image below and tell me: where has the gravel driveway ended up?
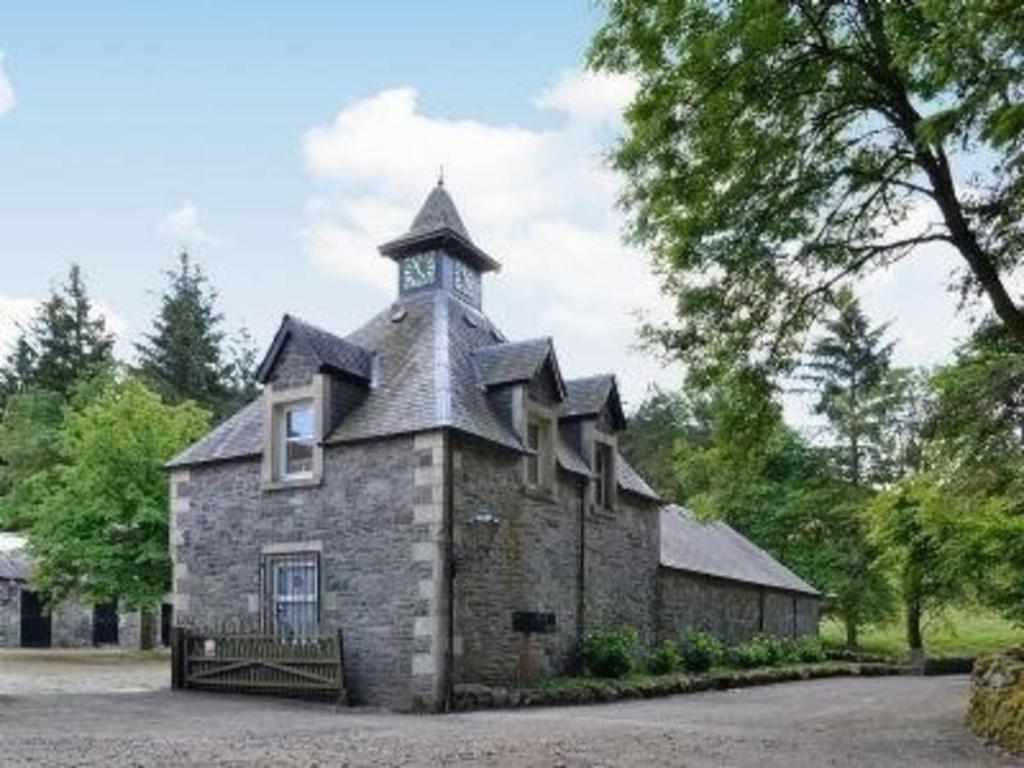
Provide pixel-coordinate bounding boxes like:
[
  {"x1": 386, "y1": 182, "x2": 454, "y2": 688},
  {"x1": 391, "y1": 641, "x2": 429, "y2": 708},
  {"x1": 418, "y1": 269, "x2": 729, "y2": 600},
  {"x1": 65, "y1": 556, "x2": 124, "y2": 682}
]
[
  {"x1": 0, "y1": 649, "x2": 169, "y2": 694},
  {"x1": 0, "y1": 673, "x2": 1012, "y2": 767}
]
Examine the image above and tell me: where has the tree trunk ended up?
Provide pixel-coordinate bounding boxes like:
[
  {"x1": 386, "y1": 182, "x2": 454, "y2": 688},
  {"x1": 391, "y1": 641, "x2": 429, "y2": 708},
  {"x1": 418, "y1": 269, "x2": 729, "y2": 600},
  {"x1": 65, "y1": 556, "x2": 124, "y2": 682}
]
[
  {"x1": 906, "y1": 598, "x2": 923, "y2": 653},
  {"x1": 845, "y1": 616, "x2": 858, "y2": 649}
]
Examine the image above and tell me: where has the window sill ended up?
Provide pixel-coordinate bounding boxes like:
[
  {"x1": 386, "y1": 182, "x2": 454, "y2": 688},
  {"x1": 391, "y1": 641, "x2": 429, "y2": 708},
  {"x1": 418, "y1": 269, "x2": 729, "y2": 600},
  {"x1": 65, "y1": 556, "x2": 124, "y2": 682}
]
[{"x1": 262, "y1": 476, "x2": 322, "y2": 493}]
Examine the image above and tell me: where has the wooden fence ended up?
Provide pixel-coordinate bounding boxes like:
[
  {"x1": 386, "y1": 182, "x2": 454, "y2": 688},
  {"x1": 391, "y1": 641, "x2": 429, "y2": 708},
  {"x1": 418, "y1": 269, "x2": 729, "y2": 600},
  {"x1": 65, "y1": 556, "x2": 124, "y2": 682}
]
[{"x1": 171, "y1": 627, "x2": 347, "y2": 703}]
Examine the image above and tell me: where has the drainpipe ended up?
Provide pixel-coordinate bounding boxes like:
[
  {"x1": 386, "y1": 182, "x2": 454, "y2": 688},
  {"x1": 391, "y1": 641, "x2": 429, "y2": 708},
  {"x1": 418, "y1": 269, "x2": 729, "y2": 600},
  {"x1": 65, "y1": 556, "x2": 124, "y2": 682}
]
[
  {"x1": 577, "y1": 475, "x2": 586, "y2": 666},
  {"x1": 443, "y1": 429, "x2": 455, "y2": 711}
]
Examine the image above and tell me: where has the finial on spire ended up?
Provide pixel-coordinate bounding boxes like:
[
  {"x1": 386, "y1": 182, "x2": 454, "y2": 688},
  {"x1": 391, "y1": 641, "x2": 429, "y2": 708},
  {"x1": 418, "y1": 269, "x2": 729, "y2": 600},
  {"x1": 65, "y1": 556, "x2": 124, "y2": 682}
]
[{"x1": 438, "y1": 164, "x2": 444, "y2": 187}]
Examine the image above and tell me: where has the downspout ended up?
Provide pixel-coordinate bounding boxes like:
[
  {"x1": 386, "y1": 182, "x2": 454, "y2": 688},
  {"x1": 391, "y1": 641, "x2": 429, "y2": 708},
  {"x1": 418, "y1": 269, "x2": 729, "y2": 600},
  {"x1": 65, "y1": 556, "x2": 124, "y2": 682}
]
[
  {"x1": 577, "y1": 474, "x2": 586, "y2": 667},
  {"x1": 443, "y1": 429, "x2": 455, "y2": 711}
]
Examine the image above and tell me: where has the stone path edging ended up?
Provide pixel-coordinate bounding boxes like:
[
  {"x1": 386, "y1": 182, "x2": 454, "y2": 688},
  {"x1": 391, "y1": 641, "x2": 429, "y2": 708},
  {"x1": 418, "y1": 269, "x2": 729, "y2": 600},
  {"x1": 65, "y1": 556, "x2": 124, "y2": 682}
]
[{"x1": 452, "y1": 662, "x2": 907, "y2": 712}]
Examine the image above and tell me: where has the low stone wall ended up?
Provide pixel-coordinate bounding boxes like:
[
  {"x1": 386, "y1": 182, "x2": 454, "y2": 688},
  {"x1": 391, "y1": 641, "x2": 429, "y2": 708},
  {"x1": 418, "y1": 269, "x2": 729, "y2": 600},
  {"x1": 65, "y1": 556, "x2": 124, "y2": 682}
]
[{"x1": 968, "y1": 647, "x2": 1024, "y2": 753}]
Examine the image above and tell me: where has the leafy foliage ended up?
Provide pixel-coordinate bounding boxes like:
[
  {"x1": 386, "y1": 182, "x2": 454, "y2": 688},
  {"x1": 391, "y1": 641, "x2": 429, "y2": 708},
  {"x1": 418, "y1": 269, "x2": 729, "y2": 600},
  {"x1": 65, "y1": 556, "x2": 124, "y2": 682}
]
[
  {"x1": 26, "y1": 377, "x2": 208, "y2": 608},
  {"x1": 648, "y1": 638, "x2": 683, "y2": 675},
  {"x1": 678, "y1": 629, "x2": 723, "y2": 672},
  {"x1": 618, "y1": 386, "x2": 691, "y2": 500},
  {"x1": 590, "y1": 0, "x2": 1024, "y2": 378},
  {"x1": 582, "y1": 626, "x2": 640, "y2": 678}
]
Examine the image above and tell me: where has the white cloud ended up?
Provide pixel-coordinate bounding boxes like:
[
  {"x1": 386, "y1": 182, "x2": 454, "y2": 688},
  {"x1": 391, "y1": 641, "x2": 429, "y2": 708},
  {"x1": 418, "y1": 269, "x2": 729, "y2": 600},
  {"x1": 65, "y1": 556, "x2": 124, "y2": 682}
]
[
  {"x1": 534, "y1": 70, "x2": 637, "y2": 124},
  {"x1": 157, "y1": 201, "x2": 222, "y2": 247},
  {"x1": 300, "y1": 72, "x2": 678, "y2": 407},
  {"x1": 0, "y1": 51, "x2": 15, "y2": 115}
]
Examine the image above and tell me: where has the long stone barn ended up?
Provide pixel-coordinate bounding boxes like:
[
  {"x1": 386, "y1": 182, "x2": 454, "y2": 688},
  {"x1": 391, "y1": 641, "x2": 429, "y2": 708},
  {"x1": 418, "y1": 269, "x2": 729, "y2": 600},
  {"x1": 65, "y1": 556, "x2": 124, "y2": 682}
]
[
  {"x1": 0, "y1": 533, "x2": 166, "y2": 649},
  {"x1": 167, "y1": 182, "x2": 821, "y2": 711}
]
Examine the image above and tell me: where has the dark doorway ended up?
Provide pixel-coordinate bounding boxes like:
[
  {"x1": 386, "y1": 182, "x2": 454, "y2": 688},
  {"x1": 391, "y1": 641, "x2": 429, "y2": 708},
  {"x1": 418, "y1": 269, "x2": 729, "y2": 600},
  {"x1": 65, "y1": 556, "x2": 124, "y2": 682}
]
[
  {"x1": 160, "y1": 603, "x2": 173, "y2": 647},
  {"x1": 20, "y1": 590, "x2": 52, "y2": 648},
  {"x1": 92, "y1": 602, "x2": 119, "y2": 645}
]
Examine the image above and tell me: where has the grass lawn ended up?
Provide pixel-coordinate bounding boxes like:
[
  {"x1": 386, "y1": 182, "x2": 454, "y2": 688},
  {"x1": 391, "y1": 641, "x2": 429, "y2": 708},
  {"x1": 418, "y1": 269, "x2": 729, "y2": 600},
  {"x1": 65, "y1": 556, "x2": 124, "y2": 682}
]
[{"x1": 821, "y1": 605, "x2": 1023, "y2": 659}]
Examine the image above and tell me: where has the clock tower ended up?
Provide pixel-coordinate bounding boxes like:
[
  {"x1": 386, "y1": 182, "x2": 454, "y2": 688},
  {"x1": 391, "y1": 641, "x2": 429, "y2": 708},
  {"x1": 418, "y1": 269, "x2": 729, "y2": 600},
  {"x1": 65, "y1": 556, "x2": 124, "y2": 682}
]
[{"x1": 378, "y1": 180, "x2": 500, "y2": 310}]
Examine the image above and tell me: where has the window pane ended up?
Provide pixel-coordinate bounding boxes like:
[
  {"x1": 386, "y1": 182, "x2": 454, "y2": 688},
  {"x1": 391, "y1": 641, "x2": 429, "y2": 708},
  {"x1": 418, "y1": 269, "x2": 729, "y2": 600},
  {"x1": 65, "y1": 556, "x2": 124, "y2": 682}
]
[
  {"x1": 286, "y1": 439, "x2": 313, "y2": 475},
  {"x1": 527, "y1": 454, "x2": 539, "y2": 485},
  {"x1": 527, "y1": 422, "x2": 539, "y2": 450},
  {"x1": 267, "y1": 555, "x2": 319, "y2": 637},
  {"x1": 287, "y1": 407, "x2": 314, "y2": 439}
]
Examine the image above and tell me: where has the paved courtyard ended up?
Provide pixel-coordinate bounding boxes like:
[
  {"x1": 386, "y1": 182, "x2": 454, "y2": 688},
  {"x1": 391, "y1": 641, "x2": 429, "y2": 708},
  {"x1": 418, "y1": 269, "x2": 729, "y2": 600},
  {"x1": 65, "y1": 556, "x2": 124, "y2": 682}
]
[{"x1": 0, "y1": 660, "x2": 1013, "y2": 767}]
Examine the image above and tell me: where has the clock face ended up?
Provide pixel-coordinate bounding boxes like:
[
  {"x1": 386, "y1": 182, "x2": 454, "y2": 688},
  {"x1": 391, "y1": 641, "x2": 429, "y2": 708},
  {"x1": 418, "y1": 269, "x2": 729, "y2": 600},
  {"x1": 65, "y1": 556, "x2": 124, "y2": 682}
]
[
  {"x1": 453, "y1": 260, "x2": 479, "y2": 301},
  {"x1": 401, "y1": 253, "x2": 437, "y2": 291}
]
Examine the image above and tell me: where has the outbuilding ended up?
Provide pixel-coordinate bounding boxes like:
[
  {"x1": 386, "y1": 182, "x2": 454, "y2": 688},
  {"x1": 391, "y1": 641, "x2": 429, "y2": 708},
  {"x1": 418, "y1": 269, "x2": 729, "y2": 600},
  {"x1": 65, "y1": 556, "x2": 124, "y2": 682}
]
[{"x1": 657, "y1": 506, "x2": 820, "y2": 644}]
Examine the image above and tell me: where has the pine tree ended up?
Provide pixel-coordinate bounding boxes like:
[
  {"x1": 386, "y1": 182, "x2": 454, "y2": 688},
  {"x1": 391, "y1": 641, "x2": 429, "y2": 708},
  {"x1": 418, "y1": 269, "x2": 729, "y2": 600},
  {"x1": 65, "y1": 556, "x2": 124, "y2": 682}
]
[
  {"x1": 0, "y1": 336, "x2": 37, "y2": 413},
  {"x1": 805, "y1": 287, "x2": 896, "y2": 486},
  {"x1": 136, "y1": 252, "x2": 232, "y2": 416},
  {"x1": 803, "y1": 287, "x2": 900, "y2": 647},
  {"x1": 11, "y1": 265, "x2": 115, "y2": 400}
]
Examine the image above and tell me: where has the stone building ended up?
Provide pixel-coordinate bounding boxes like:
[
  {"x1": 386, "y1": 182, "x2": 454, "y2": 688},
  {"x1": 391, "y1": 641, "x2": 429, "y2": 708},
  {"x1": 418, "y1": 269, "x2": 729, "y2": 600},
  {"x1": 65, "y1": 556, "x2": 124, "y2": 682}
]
[
  {"x1": 0, "y1": 533, "x2": 160, "y2": 649},
  {"x1": 168, "y1": 182, "x2": 820, "y2": 711}
]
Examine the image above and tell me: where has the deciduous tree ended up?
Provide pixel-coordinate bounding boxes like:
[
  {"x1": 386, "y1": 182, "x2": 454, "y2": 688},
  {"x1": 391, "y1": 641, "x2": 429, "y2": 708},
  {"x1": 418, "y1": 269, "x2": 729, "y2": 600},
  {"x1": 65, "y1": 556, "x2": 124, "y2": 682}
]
[
  {"x1": 590, "y1": 0, "x2": 1024, "y2": 377},
  {"x1": 26, "y1": 377, "x2": 208, "y2": 608}
]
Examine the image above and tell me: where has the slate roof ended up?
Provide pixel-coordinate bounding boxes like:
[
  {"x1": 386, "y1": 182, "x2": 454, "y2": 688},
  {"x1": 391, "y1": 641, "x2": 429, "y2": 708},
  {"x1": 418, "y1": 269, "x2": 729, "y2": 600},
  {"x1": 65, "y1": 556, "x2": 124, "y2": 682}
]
[
  {"x1": 659, "y1": 505, "x2": 819, "y2": 596},
  {"x1": 326, "y1": 291, "x2": 523, "y2": 450},
  {"x1": 618, "y1": 457, "x2": 661, "y2": 501},
  {"x1": 473, "y1": 338, "x2": 565, "y2": 396},
  {"x1": 563, "y1": 375, "x2": 626, "y2": 430},
  {"x1": 256, "y1": 315, "x2": 373, "y2": 384},
  {"x1": 168, "y1": 398, "x2": 263, "y2": 468},
  {"x1": 410, "y1": 183, "x2": 470, "y2": 239},
  {"x1": 379, "y1": 182, "x2": 501, "y2": 273}
]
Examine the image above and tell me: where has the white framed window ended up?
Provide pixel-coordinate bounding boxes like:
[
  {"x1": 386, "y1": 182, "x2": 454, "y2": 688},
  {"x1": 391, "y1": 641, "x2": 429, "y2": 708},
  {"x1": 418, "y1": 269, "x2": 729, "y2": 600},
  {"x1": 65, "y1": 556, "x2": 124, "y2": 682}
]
[
  {"x1": 278, "y1": 401, "x2": 314, "y2": 479},
  {"x1": 526, "y1": 413, "x2": 554, "y2": 490},
  {"x1": 595, "y1": 442, "x2": 615, "y2": 509},
  {"x1": 262, "y1": 552, "x2": 319, "y2": 638}
]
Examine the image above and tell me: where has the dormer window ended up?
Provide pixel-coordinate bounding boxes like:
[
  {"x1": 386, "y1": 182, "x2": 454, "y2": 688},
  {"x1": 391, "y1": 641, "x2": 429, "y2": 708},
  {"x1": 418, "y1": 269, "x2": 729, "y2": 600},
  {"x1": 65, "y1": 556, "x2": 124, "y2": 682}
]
[
  {"x1": 595, "y1": 441, "x2": 616, "y2": 510},
  {"x1": 261, "y1": 374, "x2": 327, "y2": 490},
  {"x1": 280, "y1": 402, "x2": 314, "y2": 478},
  {"x1": 525, "y1": 411, "x2": 555, "y2": 491}
]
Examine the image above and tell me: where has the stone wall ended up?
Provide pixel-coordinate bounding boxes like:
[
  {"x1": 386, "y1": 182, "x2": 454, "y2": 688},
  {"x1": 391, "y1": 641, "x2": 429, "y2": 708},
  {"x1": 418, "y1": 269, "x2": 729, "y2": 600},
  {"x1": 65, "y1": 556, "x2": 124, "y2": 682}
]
[
  {"x1": 968, "y1": 647, "x2": 1024, "y2": 753},
  {"x1": 51, "y1": 601, "x2": 93, "y2": 647},
  {"x1": 0, "y1": 579, "x2": 19, "y2": 647},
  {"x1": 452, "y1": 436, "x2": 584, "y2": 687},
  {"x1": 452, "y1": 435, "x2": 661, "y2": 688},
  {"x1": 171, "y1": 435, "x2": 427, "y2": 710},
  {"x1": 584, "y1": 496, "x2": 660, "y2": 645},
  {"x1": 656, "y1": 567, "x2": 819, "y2": 645}
]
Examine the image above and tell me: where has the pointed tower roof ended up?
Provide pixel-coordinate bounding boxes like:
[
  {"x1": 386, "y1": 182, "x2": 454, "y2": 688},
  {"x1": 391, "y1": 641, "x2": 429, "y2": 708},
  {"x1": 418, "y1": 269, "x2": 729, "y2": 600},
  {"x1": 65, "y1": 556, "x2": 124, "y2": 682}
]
[
  {"x1": 410, "y1": 181, "x2": 470, "y2": 239},
  {"x1": 379, "y1": 181, "x2": 501, "y2": 272}
]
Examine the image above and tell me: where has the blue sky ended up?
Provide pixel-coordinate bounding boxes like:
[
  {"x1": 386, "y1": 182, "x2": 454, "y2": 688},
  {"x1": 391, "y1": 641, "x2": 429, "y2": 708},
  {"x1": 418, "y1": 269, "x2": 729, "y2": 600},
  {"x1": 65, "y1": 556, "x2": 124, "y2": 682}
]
[{"x1": 0, "y1": 2, "x2": 970, "y2": 420}]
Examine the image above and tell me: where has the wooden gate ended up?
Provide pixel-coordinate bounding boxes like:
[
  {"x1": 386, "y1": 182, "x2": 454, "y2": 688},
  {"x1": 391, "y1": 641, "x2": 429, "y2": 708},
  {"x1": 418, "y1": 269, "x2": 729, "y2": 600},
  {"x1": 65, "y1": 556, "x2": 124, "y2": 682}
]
[{"x1": 172, "y1": 627, "x2": 347, "y2": 703}]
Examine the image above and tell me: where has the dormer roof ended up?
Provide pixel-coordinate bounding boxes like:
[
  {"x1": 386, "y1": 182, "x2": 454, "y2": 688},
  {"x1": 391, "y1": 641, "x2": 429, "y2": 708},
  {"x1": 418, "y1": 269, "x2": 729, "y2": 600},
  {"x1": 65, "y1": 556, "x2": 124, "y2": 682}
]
[
  {"x1": 378, "y1": 182, "x2": 501, "y2": 273},
  {"x1": 473, "y1": 337, "x2": 566, "y2": 399},
  {"x1": 255, "y1": 314, "x2": 373, "y2": 384},
  {"x1": 562, "y1": 374, "x2": 627, "y2": 429}
]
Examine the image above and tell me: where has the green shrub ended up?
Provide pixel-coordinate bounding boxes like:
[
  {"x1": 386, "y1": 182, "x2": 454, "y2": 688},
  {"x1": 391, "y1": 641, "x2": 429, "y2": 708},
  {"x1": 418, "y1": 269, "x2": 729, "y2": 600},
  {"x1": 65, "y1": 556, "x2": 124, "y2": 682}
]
[
  {"x1": 790, "y1": 635, "x2": 826, "y2": 663},
  {"x1": 582, "y1": 627, "x2": 639, "y2": 678},
  {"x1": 648, "y1": 639, "x2": 682, "y2": 675},
  {"x1": 732, "y1": 634, "x2": 782, "y2": 669},
  {"x1": 679, "y1": 629, "x2": 724, "y2": 673}
]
